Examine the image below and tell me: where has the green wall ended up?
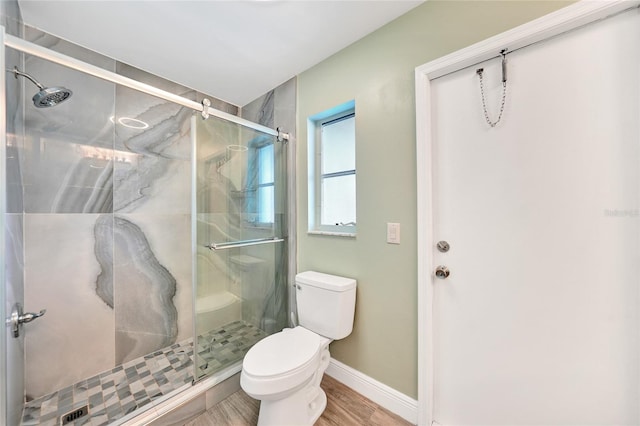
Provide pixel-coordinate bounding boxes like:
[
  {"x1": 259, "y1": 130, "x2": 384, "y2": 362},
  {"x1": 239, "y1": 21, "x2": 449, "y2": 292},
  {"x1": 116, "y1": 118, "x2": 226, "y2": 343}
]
[{"x1": 297, "y1": 1, "x2": 574, "y2": 399}]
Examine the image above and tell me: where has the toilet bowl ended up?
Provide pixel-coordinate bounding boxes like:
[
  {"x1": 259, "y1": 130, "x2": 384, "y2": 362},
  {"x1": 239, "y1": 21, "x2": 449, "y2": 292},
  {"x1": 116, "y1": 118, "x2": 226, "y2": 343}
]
[
  {"x1": 241, "y1": 327, "x2": 331, "y2": 424},
  {"x1": 240, "y1": 271, "x2": 357, "y2": 426}
]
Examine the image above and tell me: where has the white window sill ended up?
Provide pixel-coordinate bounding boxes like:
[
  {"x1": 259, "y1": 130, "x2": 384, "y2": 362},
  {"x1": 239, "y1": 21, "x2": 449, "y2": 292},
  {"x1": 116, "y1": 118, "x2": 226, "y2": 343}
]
[{"x1": 307, "y1": 230, "x2": 356, "y2": 238}]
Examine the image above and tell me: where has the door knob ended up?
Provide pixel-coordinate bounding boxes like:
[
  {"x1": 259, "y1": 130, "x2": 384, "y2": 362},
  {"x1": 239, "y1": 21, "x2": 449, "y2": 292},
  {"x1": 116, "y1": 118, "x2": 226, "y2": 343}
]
[{"x1": 435, "y1": 265, "x2": 450, "y2": 279}]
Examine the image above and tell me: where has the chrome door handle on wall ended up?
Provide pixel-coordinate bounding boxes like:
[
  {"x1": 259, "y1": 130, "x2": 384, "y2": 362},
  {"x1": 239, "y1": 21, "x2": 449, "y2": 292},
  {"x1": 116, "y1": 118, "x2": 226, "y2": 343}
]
[
  {"x1": 435, "y1": 265, "x2": 450, "y2": 279},
  {"x1": 6, "y1": 303, "x2": 46, "y2": 338}
]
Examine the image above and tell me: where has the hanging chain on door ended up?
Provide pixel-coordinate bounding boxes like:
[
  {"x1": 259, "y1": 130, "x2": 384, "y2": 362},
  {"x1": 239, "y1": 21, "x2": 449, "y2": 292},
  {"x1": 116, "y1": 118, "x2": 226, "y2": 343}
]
[{"x1": 477, "y1": 49, "x2": 508, "y2": 128}]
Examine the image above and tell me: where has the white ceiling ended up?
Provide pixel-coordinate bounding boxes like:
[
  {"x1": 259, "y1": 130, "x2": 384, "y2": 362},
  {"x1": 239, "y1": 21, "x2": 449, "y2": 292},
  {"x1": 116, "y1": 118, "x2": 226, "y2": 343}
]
[{"x1": 18, "y1": 0, "x2": 424, "y2": 106}]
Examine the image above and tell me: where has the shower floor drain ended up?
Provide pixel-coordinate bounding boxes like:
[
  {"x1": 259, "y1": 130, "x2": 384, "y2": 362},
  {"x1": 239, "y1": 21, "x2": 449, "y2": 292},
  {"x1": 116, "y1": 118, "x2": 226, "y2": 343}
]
[{"x1": 60, "y1": 405, "x2": 89, "y2": 425}]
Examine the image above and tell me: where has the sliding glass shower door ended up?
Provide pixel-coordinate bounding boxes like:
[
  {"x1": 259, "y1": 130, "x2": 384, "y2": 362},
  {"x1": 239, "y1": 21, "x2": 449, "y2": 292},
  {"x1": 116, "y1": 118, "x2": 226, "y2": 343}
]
[{"x1": 193, "y1": 115, "x2": 288, "y2": 381}]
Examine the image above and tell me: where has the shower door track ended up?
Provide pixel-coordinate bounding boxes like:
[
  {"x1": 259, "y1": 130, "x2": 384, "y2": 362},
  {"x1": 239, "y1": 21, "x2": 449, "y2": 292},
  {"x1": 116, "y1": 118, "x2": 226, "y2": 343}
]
[{"x1": 2, "y1": 33, "x2": 279, "y2": 137}]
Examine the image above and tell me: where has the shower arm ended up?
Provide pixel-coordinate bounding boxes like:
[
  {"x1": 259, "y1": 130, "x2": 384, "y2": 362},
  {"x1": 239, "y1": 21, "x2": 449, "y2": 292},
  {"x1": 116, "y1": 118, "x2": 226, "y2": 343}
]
[{"x1": 7, "y1": 67, "x2": 45, "y2": 90}]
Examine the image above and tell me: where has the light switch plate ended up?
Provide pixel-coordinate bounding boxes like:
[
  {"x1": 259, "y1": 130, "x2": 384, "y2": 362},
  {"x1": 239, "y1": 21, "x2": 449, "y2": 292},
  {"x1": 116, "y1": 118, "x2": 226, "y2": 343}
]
[{"x1": 387, "y1": 223, "x2": 400, "y2": 244}]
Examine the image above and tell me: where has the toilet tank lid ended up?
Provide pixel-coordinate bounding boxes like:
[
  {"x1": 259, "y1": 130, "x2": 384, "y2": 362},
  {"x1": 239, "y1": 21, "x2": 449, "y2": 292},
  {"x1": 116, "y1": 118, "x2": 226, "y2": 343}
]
[{"x1": 296, "y1": 271, "x2": 356, "y2": 292}]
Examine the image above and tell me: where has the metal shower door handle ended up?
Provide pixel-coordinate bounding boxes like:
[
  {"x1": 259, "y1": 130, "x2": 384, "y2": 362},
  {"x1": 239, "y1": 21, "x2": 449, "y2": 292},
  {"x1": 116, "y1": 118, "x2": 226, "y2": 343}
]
[{"x1": 6, "y1": 303, "x2": 46, "y2": 338}]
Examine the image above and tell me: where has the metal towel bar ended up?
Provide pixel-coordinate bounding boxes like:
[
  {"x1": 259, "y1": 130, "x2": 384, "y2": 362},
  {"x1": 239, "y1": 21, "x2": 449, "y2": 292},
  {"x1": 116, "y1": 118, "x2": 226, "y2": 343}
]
[{"x1": 205, "y1": 237, "x2": 284, "y2": 251}]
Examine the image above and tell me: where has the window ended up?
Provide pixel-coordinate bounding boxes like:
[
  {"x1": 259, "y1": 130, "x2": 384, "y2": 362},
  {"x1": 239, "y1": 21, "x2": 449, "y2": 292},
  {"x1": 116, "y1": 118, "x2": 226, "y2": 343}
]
[
  {"x1": 256, "y1": 143, "x2": 275, "y2": 224},
  {"x1": 308, "y1": 101, "x2": 356, "y2": 235}
]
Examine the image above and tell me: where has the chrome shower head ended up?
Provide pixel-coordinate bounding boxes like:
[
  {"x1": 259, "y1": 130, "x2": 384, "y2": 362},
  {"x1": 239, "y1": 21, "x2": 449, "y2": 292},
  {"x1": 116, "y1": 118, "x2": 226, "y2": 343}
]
[
  {"x1": 32, "y1": 86, "x2": 72, "y2": 108},
  {"x1": 8, "y1": 66, "x2": 73, "y2": 108}
]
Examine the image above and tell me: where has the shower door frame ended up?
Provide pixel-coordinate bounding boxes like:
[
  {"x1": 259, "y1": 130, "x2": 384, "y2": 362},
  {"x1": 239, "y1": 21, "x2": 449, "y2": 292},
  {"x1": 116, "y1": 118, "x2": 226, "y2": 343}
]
[
  {"x1": 0, "y1": 25, "x2": 8, "y2": 426},
  {"x1": 414, "y1": 1, "x2": 640, "y2": 424}
]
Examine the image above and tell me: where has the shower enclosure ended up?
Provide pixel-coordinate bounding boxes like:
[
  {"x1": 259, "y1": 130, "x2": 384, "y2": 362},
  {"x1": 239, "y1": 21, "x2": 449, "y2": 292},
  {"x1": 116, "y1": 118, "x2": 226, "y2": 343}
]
[{"x1": 1, "y1": 24, "x2": 291, "y2": 426}]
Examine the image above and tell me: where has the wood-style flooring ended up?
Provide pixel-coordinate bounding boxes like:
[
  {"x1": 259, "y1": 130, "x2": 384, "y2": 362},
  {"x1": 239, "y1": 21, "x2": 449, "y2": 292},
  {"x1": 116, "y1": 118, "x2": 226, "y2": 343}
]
[{"x1": 185, "y1": 374, "x2": 413, "y2": 426}]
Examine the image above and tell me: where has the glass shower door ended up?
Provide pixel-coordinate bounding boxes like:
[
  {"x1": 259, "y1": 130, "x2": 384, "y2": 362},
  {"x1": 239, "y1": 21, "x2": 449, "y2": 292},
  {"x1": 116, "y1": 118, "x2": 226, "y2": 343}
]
[{"x1": 192, "y1": 114, "x2": 287, "y2": 381}]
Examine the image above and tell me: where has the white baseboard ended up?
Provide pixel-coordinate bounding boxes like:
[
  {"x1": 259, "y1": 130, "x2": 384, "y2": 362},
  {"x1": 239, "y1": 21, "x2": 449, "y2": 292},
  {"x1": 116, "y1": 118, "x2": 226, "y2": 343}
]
[{"x1": 325, "y1": 358, "x2": 418, "y2": 424}]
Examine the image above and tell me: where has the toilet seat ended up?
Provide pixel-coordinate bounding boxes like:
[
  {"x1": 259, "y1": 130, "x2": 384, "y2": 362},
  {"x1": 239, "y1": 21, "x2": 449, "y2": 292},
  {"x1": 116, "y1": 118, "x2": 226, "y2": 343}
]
[{"x1": 241, "y1": 327, "x2": 325, "y2": 398}]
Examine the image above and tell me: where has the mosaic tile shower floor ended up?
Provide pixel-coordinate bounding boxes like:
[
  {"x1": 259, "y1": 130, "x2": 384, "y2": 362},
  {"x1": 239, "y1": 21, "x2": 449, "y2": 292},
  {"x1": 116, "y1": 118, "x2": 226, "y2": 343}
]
[{"x1": 21, "y1": 321, "x2": 268, "y2": 426}]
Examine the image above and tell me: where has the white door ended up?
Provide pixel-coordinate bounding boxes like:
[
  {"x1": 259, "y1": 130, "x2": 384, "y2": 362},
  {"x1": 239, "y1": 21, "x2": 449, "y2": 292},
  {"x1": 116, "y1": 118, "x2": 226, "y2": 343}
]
[{"x1": 430, "y1": 9, "x2": 640, "y2": 425}]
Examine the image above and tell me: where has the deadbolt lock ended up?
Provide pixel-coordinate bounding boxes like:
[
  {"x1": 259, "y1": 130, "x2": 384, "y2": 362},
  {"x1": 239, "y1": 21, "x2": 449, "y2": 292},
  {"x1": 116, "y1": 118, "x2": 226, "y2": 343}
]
[{"x1": 436, "y1": 241, "x2": 450, "y2": 253}]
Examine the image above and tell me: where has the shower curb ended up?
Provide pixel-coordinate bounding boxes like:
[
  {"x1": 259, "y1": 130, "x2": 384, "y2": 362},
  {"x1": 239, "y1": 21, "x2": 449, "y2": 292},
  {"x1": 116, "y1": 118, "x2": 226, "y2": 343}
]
[{"x1": 117, "y1": 363, "x2": 241, "y2": 426}]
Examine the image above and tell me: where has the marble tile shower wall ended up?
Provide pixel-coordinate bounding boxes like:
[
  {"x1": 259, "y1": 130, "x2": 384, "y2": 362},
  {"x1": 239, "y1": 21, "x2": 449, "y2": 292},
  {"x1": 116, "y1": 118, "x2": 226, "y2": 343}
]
[{"x1": 19, "y1": 27, "x2": 239, "y2": 400}]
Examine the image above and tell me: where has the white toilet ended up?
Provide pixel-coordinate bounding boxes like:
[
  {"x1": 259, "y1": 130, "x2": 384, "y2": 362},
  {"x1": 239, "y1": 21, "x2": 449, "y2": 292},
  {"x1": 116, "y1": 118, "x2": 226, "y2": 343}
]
[{"x1": 240, "y1": 271, "x2": 357, "y2": 426}]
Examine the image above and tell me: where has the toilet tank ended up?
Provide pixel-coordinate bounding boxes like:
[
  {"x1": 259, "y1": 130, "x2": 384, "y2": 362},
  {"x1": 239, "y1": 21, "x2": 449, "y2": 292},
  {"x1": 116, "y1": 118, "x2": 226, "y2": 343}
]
[{"x1": 295, "y1": 271, "x2": 356, "y2": 340}]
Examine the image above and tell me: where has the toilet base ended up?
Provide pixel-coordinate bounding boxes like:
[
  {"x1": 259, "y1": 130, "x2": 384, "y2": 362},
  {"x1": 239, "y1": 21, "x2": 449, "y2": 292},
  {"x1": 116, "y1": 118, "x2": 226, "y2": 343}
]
[{"x1": 257, "y1": 380, "x2": 327, "y2": 426}]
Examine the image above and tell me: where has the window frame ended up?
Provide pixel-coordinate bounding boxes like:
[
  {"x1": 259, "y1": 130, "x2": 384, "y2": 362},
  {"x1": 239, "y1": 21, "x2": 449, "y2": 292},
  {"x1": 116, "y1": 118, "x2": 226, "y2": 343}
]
[{"x1": 307, "y1": 100, "x2": 356, "y2": 236}]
